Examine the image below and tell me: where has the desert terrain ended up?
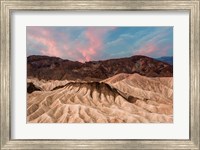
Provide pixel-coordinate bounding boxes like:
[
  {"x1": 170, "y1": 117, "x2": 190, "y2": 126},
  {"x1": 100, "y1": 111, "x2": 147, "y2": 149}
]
[{"x1": 27, "y1": 55, "x2": 173, "y2": 123}]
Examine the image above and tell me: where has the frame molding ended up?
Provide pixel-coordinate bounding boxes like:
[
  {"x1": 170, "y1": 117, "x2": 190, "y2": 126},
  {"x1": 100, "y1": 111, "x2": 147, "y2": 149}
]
[{"x1": 1, "y1": 0, "x2": 199, "y2": 149}]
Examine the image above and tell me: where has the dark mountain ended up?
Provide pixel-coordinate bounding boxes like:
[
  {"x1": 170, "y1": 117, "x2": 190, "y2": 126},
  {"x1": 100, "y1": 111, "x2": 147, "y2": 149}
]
[
  {"x1": 27, "y1": 55, "x2": 173, "y2": 81},
  {"x1": 155, "y1": 56, "x2": 173, "y2": 65}
]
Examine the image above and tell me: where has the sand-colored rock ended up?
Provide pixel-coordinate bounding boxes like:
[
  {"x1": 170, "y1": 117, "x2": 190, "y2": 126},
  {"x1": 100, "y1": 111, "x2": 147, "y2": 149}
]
[
  {"x1": 27, "y1": 74, "x2": 173, "y2": 123},
  {"x1": 103, "y1": 73, "x2": 173, "y2": 116}
]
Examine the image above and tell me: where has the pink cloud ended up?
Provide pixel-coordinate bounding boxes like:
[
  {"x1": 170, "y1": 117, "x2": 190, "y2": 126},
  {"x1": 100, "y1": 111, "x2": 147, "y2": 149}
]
[
  {"x1": 134, "y1": 28, "x2": 172, "y2": 58},
  {"x1": 77, "y1": 27, "x2": 116, "y2": 62},
  {"x1": 135, "y1": 41, "x2": 172, "y2": 58},
  {"x1": 157, "y1": 45, "x2": 172, "y2": 56},
  {"x1": 27, "y1": 27, "x2": 62, "y2": 57},
  {"x1": 27, "y1": 27, "x2": 116, "y2": 62},
  {"x1": 135, "y1": 43, "x2": 158, "y2": 56}
]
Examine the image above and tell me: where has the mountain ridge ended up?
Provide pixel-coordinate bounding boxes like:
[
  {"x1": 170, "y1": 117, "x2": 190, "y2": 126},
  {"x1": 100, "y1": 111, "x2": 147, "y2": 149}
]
[{"x1": 27, "y1": 55, "x2": 173, "y2": 81}]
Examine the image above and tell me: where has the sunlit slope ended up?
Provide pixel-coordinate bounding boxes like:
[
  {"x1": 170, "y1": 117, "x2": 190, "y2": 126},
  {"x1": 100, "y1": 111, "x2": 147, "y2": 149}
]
[{"x1": 27, "y1": 74, "x2": 173, "y2": 123}]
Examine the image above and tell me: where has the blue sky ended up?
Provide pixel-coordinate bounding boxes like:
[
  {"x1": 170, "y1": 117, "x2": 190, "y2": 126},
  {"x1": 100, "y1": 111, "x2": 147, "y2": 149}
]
[{"x1": 27, "y1": 26, "x2": 173, "y2": 62}]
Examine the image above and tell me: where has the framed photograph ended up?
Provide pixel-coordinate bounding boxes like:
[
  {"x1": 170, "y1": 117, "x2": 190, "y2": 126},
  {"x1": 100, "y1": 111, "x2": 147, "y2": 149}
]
[{"x1": 1, "y1": 0, "x2": 199, "y2": 149}]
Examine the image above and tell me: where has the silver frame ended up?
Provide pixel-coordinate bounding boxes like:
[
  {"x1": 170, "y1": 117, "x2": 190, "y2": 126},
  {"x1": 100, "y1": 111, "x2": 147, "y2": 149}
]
[{"x1": 0, "y1": 1, "x2": 199, "y2": 149}]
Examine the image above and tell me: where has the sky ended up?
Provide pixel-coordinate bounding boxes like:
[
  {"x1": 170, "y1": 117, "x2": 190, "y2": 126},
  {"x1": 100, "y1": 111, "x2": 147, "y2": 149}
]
[{"x1": 27, "y1": 26, "x2": 173, "y2": 62}]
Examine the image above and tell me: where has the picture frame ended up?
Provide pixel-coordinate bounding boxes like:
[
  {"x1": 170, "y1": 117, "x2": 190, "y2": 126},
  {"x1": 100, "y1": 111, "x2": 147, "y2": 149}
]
[{"x1": 0, "y1": 0, "x2": 199, "y2": 149}]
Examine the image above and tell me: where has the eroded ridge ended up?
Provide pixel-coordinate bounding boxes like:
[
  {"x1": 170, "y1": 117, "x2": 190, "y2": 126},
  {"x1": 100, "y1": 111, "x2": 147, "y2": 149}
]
[{"x1": 27, "y1": 74, "x2": 173, "y2": 123}]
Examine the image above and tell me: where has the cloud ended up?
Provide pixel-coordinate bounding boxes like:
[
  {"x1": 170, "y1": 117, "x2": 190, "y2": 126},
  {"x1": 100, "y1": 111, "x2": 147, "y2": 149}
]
[
  {"x1": 135, "y1": 43, "x2": 158, "y2": 56},
  {"x1": 27, "y1": 27, "x2": 173, "y2": 62},
  {"x1": 76, "y1": 27, "x2": 116, "y2": 62},
  {"x1": 134, "y1": 28, "x2": 173, "y2": 57},
  {"x1": 27, "y1": 26, "x2": 116, "y2": 62},
  {"x1": 102, "y1": 27, "x2": 173, "y2": 59},
  {"x1": 27, "y1": 27, "x2": 62, "y2": 57}
]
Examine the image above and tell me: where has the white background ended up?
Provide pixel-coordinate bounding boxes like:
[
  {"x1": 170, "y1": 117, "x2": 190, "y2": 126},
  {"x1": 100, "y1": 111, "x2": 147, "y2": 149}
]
[{"x1": 11, "y1": 11, "x2": 189, "y2": 139}]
